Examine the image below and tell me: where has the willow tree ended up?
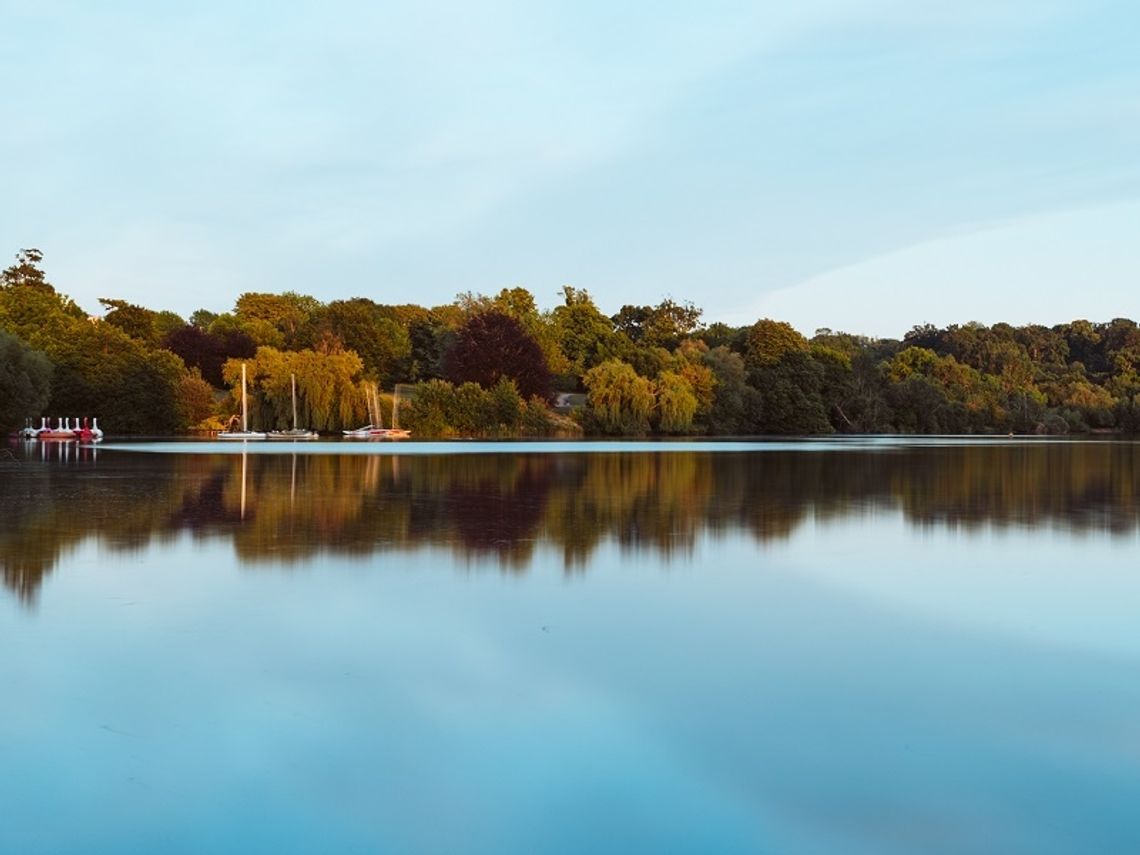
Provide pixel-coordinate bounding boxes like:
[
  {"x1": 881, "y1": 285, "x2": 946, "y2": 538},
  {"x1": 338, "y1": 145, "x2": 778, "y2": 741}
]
[
  {"x1": 224, "y1": 346, "x2": 367, "y2": 432},
  {"x1": 654, "y1": 371, "x2": 698, "y2": 434},
  {"x1": 582, "y1": 359, "x2": 655, "y2": 435}
]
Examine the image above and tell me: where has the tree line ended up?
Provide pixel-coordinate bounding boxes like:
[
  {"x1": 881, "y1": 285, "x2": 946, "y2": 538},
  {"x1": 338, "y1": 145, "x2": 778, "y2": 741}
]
[{"x1": 2, "y1": 247, "x2": 1139, "y2": 436}]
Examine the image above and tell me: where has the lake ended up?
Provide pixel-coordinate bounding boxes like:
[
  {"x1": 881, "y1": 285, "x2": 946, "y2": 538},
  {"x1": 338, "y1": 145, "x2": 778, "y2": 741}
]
[{"x1": 2, "y1": 438, "x2": 1139, "y2": 854}]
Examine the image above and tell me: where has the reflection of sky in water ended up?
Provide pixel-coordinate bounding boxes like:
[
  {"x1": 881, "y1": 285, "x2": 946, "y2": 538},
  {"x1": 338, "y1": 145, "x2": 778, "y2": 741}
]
[{"x1": 4, "y1": 492, "x2": 1140, "y2": 854}]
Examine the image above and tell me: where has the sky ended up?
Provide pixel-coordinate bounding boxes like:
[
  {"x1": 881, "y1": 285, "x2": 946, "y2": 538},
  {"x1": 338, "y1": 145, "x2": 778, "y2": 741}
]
[{"x1": 2, "y1": 0, "x2": 1138, "y2": 338}]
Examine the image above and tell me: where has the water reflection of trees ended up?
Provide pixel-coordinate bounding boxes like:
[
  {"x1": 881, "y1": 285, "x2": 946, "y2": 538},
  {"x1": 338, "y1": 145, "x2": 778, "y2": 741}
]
[{"x1": 4, "y1": 442, "x2": 1140, "y2": 605}]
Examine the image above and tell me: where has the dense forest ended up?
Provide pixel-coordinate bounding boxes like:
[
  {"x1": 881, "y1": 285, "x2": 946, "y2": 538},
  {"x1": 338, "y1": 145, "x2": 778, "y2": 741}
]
[{"x1": 2, "y1": 247, "x2": 1139, "y2": 437}]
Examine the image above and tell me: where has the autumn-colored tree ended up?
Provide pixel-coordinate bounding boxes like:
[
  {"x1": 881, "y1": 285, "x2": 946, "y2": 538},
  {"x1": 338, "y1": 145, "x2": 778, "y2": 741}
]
[
  {"x1": 224, "y1": 346, "x2": 366, "y2": 432},
  {"x1": 176, "y1": 369, "x2": 217, "y2": 427},
  {"x1": 745, "y1": 319, "x2": 808, "y2": 370},
  {"x1": 582, "y1": 359, "x2": 656, "y2": 435},
  {"x1": 444, "y1": 310, "x2": 552, "y2": 400},
  {"x1": 655, "y1": 371, "x2": 698, "y2": 434}
]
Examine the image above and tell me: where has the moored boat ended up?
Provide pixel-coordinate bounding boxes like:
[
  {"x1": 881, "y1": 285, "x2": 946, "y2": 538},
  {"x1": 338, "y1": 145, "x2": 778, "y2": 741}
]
[
  {"x1": 39, "y1": 417, "x2": 77, "y2": 441},
  {"x1": 267, "y1": 374, "x2": 318, "y2": 440},
  {"x1": 343, "y1": 384, "x2": 411, "y2": 440},
  {"x1": 219, "y1": 364, "x2": 268, "y2": 440},
  {"x1": 75, "y1": 417, "x2": 102, "y2": 443}
]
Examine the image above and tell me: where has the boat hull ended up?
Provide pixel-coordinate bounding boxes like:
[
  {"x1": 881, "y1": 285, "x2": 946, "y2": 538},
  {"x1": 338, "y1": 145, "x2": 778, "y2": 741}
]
[{"x1": 266, "y1": 430, "x2": 319, "y2": 440}]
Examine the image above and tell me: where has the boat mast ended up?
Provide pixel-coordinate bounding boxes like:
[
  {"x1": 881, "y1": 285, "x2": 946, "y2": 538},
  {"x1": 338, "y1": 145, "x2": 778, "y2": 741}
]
[
  {"x1": 241, "y1": 363, "x2": 249, "y2": 433},
  {"x1": 392, "y1": 386, "x2": 400, "y2": 430},
  {"x1": 291, "y1": 373, "x2": 299, "y2": 430}
]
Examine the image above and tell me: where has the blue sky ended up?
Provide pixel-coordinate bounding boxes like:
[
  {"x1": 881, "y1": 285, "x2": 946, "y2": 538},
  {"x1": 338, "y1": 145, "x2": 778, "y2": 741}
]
[{"x1": 3, "y1": 0, "x2": 1138, "y2": 337}]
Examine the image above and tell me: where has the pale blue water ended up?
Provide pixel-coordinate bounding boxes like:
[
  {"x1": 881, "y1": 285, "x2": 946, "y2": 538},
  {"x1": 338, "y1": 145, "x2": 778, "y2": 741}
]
[{"x1": 2, "y1": 440, "x2": 1139, "y2": 853}]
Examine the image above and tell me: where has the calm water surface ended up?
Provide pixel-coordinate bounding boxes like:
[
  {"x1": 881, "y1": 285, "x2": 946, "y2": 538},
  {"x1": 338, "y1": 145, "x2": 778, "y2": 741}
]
[{"x1": 2, "y1": 438, "x2": 1140, "y2": 854}]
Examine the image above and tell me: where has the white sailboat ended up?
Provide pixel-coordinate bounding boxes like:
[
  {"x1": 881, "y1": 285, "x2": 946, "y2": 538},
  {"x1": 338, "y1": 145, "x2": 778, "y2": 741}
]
[
  {"x1": 343, "y1": 384, "x2": 411, "y2": 439},
  {"x1": 343, "y1": 383, "x2": 380, "y2": 438},
  {"x1": 387, "y1": 385, "x2": 411, "y2": 440},
  {"x1": 219, "y1": 363, "x2": 268, "y2": 440},
  {"x1": 268, "y1": 374, "x2": 319, "y2": 440}
]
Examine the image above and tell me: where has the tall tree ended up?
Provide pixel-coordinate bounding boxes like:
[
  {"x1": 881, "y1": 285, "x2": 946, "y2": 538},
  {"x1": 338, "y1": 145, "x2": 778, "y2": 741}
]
[
  {"x1": 99, "y1": 298, "x2": 158, "y2": 344},
  {"x1": 745, "y1": 319, "x2": 808, "y2": 370},
  {"x1": 444, "y1": 310, "x2": 552, "y2": 400},
  {"x1": 0, "y1": 328, "x2": 52, "y2": 432},
  {"x1": 163, "y1": 324, "x2": 255, "y2": 387},
  {"x1": 549, "y1": 286, "x2": 615, "y2": 379},
  {"x1": 317, "y1": 298, "x2": 411, "y2": 384},
  {"x1": 1, "y1": 249, "x2": 53, "y2": 292},
  {"x1": 234, "y1": 291, "x2": 321, "y2": 349}
]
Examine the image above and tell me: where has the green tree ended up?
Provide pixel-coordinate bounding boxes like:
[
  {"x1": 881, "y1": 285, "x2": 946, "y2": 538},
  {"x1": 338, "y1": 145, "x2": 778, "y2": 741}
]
[
  {"x1": 641, "y1": 298, "x2": 703, "y2": 350},
  {"x1": 699, "y1": 322, "x2": 747, "y2": 352},
  {"x1": 47, "y1": 322, "x2": 186, "y2": 433},
  {"x1": 99, "y1": 298, "x2": 158, "y2": 344},
  {"x1": 613, "y1": 299, "x2": 702, "y2": 350},
  {"x1": 176, "y1": 368, "x2": 217, "y2": 427},
  {"x1": 318, "y1": 298, "x2": 411, "y2": 384},
  {"x1": 0, "y1": 258, "x2": 86, "y2": 348},
  {"x1": 0, "y1": 328, "x2": 52, "y2": 432},
  {"x1": 810, "y1": 344, "x2": 856, "y2": 431},
  {"x1": 750, "y1": 350, "x2": 832, "y2": 434},
  {"x1": 703, "y1": 346, "x2": 757, "y2": 434},
  {"x1": 234, "y1": 291, "x2": 321, "y2": 349},
  {"x1": 549, "y1": 286, "x2": 616, "y2": 381},
  {"x1": 1, "y1": 249, "x2": 53, "y2": 292}
]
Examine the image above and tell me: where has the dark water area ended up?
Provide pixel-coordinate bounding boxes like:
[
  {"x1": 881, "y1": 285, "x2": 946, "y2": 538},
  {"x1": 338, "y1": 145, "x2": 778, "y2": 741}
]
[{"x1": 2, "y1": 439, "x2": 1140, "y2": 853}]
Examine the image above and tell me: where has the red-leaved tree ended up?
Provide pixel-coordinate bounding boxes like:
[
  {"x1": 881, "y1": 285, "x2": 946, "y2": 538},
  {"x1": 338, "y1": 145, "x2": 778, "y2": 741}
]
[{"x1": 443, "y1": 310, "x2": 551, "y2": 400}]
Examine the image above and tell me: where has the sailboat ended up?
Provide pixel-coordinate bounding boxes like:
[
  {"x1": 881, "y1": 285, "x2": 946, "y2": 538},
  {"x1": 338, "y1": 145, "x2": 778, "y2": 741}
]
[
  {"x1": 385, "y1": 385, "x2": 411, "y2": 440},
  {"x1": 268, "y1": 374, "x2": 319, "y2": 440},
  {"x1": 344, "y1": 384, "x2": 411, "y2": 439},
  {"x1": 219, "y1": 363, "x2": 268, "y2": 440},
  {"x1": 343, "y1": 383, "x2": 381, "y2": 438}
]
